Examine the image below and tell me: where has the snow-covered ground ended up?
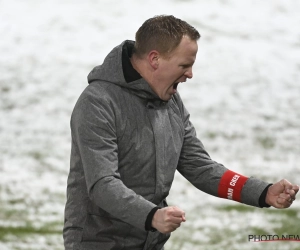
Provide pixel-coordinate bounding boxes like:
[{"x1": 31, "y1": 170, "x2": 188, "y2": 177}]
[{"x1": 1, "y1": 0, "x2": 299, "y2": 249}]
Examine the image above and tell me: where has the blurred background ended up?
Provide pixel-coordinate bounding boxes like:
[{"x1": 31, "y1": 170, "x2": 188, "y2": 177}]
[{"x1": 0, "y1": 0, "x2": 299, "y2": 249}]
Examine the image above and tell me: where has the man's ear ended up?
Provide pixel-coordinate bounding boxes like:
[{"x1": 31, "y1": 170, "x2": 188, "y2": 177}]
[{"x1": 147, "y1": 50, "x2": 160, "y2": 69}]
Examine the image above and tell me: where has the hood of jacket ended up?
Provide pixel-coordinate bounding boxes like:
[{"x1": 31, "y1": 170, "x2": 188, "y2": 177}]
[{"x1": 87, "y1": 40, "x2": 161, "y2": 101}]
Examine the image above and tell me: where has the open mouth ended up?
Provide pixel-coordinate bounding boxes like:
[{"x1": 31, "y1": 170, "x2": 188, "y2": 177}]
[{"x1": 173, "y1": 82, "x2": 179, "y2": 90}]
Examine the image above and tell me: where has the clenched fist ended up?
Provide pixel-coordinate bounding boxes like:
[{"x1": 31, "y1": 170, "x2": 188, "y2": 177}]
[
  {"x1": 266, "y1": 179, "x2": 299, "y2": 208},
  {"x1": 152, "y1": 206, "x2": 186, "y2": 234}
]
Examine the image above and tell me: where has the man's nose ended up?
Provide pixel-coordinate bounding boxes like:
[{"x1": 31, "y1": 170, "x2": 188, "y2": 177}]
[{"x1": 185, "y1": 68, "x2": 193, "y2": 79}]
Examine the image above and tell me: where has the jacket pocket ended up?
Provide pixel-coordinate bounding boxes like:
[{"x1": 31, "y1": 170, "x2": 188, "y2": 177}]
[
  {"x1": 81, "y1": 213, "x2": 149, "y2": 250},
  {"x1": 81, "y1": 213, "x2": 131, "y2": 240},
  {"x1": 81, "y1": 213, "x2": 130, "y2": 246}
]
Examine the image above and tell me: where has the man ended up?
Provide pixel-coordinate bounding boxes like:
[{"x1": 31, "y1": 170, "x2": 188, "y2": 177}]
[{"x1": 63, "y1": 15, "x2": 298, "y2": 250}]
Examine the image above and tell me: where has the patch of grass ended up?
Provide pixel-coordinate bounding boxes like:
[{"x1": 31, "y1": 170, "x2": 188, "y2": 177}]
[
  {"x1": 269, "y1": 209, "x2": 300, "y2": 236},
  {"x1": 206, "y1": 131, "x2": 218, "y2": 139},
  {"x1": 1, "y1": 208, "x2": 25, "y2": 219},
  {"x1": 255, "y1": 135, "x2": 276, "y2": 149},
  {"x1": 0, "y1": 224, "x2": 62, "y2": 241},
  {"x1": 166, "y1": 204, "x2": 300, "y2": 250},
  {"x1": 8, "y1": 198, "x2": 26, "y2": 205},
  {"x1": 263, "y1": 115, "x2": 275, "y2": 121},
  {"x1": 0, "y1": 204, "x2": 63, "y2": 241},
  {"x1": 273, "y1": 221, "x2": 300, "y2": 236},
  {"x1": 28, "y1": 151, "x2": 45, "y2": 160},
  {"x1": 3, "y1": 103, "x2": 15, "y2": 110},
  {"x1": 251, "y1": 227, "x2": 269, "y2": 235},
  {"x1": 208, "y1": 227, "x2": 236, "y2": 245},
  {"x1": 1, "y1": 86, "x2": 10, "y2": 92},
  {"x1": 217, "y1": 204, "x2": 256, "y2": 212},
  {"x1": 218, "y1": 205, "x2": 299, "y2": 218},
  {"x1": 0, "y1": 201, "x2": 27, "y2": 222},
  {"x1": 263, "y1": 208, "x2": 299, "y2": 218}
]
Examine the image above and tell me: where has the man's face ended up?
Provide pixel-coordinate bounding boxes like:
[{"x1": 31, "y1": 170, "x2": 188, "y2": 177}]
[{"x1": 150, "y1": 36, "x2": 198, "y2": 101}]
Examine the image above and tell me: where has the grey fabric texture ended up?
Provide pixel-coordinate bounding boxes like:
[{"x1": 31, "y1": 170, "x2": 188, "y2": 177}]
[{"x1": 63, "y1": 40, "x2": 269, "y2": 250}]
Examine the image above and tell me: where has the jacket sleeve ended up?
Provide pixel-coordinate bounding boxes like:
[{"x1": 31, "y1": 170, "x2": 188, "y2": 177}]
[
  {"x1": 71, "y1": 95, "x2": 156, "y2": 231},
  {"x1": 174, "y1": 94, "x2": 270, "y2": 207}
]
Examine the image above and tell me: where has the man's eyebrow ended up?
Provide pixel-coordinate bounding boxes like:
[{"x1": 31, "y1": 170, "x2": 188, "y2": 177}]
[{"x1": 180, "y1": 62, "x2": 194, "y2": 67}]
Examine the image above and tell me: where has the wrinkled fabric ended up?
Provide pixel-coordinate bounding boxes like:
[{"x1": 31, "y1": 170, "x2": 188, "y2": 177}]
[{"x1": 63, "y1": 40, "x2": 270, "y2": 250}]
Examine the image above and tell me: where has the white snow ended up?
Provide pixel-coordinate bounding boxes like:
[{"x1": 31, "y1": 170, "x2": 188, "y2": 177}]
[{"x1": 1, "y1": 0, "x2": 299, "y2": 249}]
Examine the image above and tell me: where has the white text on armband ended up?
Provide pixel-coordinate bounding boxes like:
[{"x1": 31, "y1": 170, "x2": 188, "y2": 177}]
[
  {"x1": 227, "y1": 188, "x2": 234, "y2": 199},
  {"x1": 230, "y1": 174, "x2": 240, "y2": 187}
]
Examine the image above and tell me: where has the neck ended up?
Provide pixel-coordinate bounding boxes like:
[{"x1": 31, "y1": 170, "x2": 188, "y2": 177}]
[{"x1": 130, "y1": 53, "x2": 152, "y2": 83}]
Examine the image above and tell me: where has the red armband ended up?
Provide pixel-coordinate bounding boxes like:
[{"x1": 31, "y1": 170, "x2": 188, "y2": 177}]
[{"x1": 217, "y1": 170, "x2": 248, "y2": 202}]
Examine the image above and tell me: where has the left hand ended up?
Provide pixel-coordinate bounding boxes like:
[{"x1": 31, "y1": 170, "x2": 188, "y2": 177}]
[{"x1": 265, "y1": 179, "x2": 299, "y2": 208}]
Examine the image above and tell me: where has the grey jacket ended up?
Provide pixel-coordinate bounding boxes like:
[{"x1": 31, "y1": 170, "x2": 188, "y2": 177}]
[{"x1": 63, "y1": 40, "x2": 269, "y2": 250}]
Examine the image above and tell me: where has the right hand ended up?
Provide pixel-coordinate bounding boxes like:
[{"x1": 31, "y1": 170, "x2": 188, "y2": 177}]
[
  {"x1": 152, "y1": 206, "x2": 186, "y2": 234},
  {"x1": 265, "y1": 179, "x2": 299, "y2": 208}
]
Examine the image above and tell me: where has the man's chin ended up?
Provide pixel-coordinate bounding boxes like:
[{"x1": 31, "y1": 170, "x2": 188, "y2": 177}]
[{"x1": 160, "y1": 94, "x2": 173, "y2": 101}]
